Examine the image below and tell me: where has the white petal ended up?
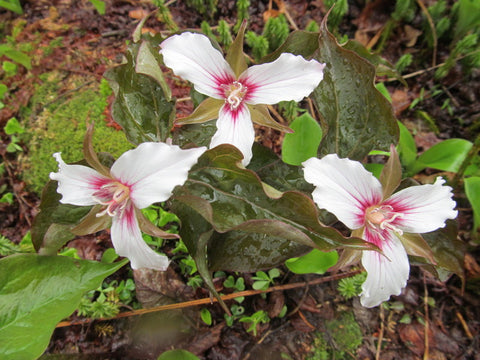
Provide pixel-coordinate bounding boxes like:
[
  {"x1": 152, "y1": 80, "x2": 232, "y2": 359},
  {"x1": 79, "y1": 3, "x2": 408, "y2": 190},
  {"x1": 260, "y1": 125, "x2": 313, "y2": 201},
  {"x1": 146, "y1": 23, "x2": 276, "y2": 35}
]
[
  {"x1": 49, "y1": 153, "x2": 110, "y2": 206},
  {"x1": 239, "y1": 53, "x2": 325, "y2": 105},
  {"x1": 111, "y1": 205, "x2": 169, "y2": 271},
  {"x1": 360, "y1": 230, "x2": 410, "y2": 307},
  {"x1": 302, "y1": 155, "x2": 382, "y2": 229},
  {"x1": 160, "y1": 32, "x2": 235, "y2": 99},
  {"x1": 111, "y1": 143, "x2": 206, "y2": 209},
  {"x1": 385, "y1": 177, "x2": 458, "y2": 234},
  {"x1": 210, "y1": 104, "x2": 255, "y2": 166}
]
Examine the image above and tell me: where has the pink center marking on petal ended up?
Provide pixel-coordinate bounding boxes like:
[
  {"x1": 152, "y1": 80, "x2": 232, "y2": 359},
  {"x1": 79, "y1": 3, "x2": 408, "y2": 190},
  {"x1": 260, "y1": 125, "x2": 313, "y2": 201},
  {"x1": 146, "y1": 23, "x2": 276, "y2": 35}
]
[
  {"x1": 365, "y1": 204, "x2": 404, "y2": 235},
  {"x1": 214, "y1": 73, "x2": 237, "y2": 97},
  {"x1": 92, "y1": 180, "x2": 132, "y2": 218}
]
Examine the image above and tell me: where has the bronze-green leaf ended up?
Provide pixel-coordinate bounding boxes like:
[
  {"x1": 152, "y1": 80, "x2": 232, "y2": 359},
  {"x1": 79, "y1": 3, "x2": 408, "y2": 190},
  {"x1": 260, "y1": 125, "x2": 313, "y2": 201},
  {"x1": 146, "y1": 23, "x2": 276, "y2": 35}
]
[{"x1": 312, "y1": 18, "x2": 399, "y2": 160}]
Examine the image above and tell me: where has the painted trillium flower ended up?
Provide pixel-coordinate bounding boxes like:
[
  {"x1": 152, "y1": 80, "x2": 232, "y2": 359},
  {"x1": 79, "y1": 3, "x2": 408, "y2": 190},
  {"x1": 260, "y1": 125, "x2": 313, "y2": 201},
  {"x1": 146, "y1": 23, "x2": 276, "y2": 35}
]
[
  {"x1": 303, "y1": 151, "x2": 457, "y2": 307},
  {"x1": 50, "y1": 141, "x2": 206, "y2": 271},
  {"x1": 160, "y1": 30, "x2": 325, "y2": 166}
]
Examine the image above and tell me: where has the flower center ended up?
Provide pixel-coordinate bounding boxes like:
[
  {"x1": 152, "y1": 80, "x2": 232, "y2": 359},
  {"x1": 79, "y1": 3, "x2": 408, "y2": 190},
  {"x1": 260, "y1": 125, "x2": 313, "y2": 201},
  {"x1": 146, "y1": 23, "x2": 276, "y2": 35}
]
[
  {"x1": 365, "y1": 204, "x2": 403, "y2": 235},
  {"x1": 222, "y1": 81, "x2": 247, "y2": 110},
  {"x1": 93, "y1": 181, "x2": 131, "y2": 217}
]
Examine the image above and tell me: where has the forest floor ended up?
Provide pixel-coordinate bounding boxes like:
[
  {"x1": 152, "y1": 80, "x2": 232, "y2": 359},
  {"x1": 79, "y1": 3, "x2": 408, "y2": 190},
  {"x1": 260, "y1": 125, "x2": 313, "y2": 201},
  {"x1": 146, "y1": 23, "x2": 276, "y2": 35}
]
[{"x1": 0, "y1": 0, "x2": 479, "y2": 359}]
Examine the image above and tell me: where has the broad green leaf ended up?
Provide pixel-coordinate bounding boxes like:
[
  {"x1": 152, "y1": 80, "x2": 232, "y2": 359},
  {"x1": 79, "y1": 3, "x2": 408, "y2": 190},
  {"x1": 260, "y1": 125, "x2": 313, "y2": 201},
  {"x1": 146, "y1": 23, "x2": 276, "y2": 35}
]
[
  {"x1": 312, "y1": 19, "x2": 399, "y2": 160},
  {"x1": 465, "y1": 176, "x2": 480, "y2": 239},
  {"x1": 104, "y1": 42, "x2": 175, "y2": 145},
  {"x1": 173, "y1": 145, "x2": 375, "y2": 252},
  {"x1": 32, "y1": 180, "x2": 91, "y2": 254},
  {"x1": 157, "y1": 349, "x2": 200, "y2": 360},
  {"x1": 285, "y1": 249, "x2": 338, "y2": 274},
  {"x1": 412, "y1": 139, "x2": 473, "y2": 174},
  {"x1": 172, "y1": 121, "x2": 217, "y2": 148},
  {"x1": 282, "y1": 113, "x2": 323, "y2": 166},
  {"x1": 0, "y1": 254, "x2": 127, "y2": 360},
  {"x1": 0, "y1": 0, "x2": 22, "y2": 14},
  {"x1": 397, "y1": 121, "x2": 417, "y2": 173}
]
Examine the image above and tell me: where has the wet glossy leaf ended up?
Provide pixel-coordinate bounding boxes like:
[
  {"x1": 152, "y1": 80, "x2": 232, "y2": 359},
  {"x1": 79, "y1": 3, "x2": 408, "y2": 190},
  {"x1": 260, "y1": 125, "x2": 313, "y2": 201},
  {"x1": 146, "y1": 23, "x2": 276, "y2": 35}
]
[
  {"x1": 32, "y1": 180, "x2": 91, "y2": 254},
  {"x1": 262, "y1": 31, "x2": 319, "y2": 63},
  {"x1": 282, "y1": 113, "x2": 323, "y2": 166},
  {"x1": 0, "y1": 254, "x2": 127, "y2": 360},
  {"x1": 423, "y1": 221, "x2": 464, "y2": 280},
  {"x1": 104, "y1": 42, "x2": 175, "y2": 145},
  {"x1": 412, "y1": 139, "x2": 473, "y2": 174},
  {"x1": 285, "y1": 249, "x2": 338, "y2": 274},
  {"x1": 343, "y1": 40, "x2": 405, "y2": 83},
  {"x1": 312, "y1": 19, "x2": 399, "y2": 160},
  {"x1": 173, "y1": 145, "x2": 375, "y2": 252},
  {"x1": 172, "y1": 121, "x2": 217, "y2": 148}
]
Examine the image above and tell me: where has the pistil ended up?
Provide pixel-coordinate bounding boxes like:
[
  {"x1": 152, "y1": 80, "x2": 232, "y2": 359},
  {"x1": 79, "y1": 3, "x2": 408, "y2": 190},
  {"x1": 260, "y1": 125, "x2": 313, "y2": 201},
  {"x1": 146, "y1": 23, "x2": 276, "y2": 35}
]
[
  {"x1": 93, "y1": 181, "x2": 131, "y2": 217},
  {"x1": 222, "y1": 81, "x2": 247, "y2": 110},
  {"x1": 365, "y1": 205, "x2": 403, "y2": 235}
]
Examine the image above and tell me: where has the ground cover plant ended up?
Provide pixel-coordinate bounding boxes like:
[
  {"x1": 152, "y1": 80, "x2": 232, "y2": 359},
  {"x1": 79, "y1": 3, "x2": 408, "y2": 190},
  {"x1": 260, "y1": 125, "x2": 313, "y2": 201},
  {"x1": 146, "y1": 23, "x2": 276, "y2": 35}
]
[{"x1": 0, "y1": 0, "x2": 479, "y2": 359}]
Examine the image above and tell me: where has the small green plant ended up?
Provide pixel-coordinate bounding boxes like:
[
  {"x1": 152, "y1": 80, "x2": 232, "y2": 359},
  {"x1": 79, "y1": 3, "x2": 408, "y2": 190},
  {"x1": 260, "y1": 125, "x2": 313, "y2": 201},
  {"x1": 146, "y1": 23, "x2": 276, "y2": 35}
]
[
  {"x1": 88, "y1": 0, "x2": 105, "y2": 15},
  {"x1": 200, "y1": 308, "x2": 212, "y2": 325},
  {"x1": 77, "y1": 278, "x2": 137, "y2": 319},
  {"x1": 152, "y1": 0, "x2": 178, "y2": 31},
  {"x1": 324, "y1": 0, "x2": 349, "y2": 30},
  {"x1": 263, "y1": 14, "x2": 289, "y2": 52},
  {"x1": 239, "y1": 310, "x2": 270, "y2": 336},
  {"x1": 4, "y1": 117, "x2": 24, "y2": 153},
  {"x1": 245, "y1": 31, "x2": 269, "y2": 62},
  {"x1": 337, "y1": 272, "x2": 366, "y2": 300},
  {"x1": 224, "y1": 303, "x2": 245, "y2": 326},
  {"x1": 223, "y1": 274, "x2": 245, "y2": 302},
  {"x1": 252, "y1": 268, "x2": 280, "y2": 290},
  {"x1": 0, "y1": 232, "x2": 34, "y2": 256},
  {"x1": 217, "y1": 20, "x2": 233, "y2": 48},
  {"x1": 234, "y1": 0, "x2": 250, "y2": 32},
  {"x1": 186, "y1": 0, "x2": 217, "y2": 18}
]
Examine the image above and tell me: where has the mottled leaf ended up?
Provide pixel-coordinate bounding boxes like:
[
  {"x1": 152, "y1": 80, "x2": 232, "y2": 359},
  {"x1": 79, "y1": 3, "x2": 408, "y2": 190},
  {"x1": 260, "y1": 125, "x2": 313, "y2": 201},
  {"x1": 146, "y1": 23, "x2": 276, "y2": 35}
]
[
  {"x1": 173, "y1": 145, "x2": 375, "y2": 252},
  {"x1": 104, "y1": 42, "x2": 175, "y2": 144},
  {"x1": 312, "y1": 18, "x2": 399, "y2": 160},
  {"x1": 32, "y1": 180, "x2": 91, "y2": 254}
]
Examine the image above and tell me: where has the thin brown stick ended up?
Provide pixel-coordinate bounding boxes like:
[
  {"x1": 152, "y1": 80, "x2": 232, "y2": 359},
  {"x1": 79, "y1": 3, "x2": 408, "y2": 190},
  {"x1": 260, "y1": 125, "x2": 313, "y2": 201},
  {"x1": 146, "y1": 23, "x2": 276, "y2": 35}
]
[
  {"x1": 375, "y1": 305, "x2": 385, "y2": 360},
  {"x1": 456, "y1": 312, "x2": 473, "y2": 339},
  {"x1": 56, "y1": 270, "x2": 361, "y2": 328}
]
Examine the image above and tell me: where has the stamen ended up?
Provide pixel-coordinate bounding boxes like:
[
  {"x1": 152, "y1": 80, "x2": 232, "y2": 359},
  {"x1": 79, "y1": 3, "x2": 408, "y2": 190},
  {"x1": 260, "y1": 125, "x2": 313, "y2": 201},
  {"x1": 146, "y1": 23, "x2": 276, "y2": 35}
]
[
  {"x1": 222, "y1": 81, "x2": 247, "y2": 110},
  {"x1": 93, "y1": 181, "x2": 131, "y2": 217},
  {"x1": 365, "y1": 204, "x2": 403, "y2": 235}
]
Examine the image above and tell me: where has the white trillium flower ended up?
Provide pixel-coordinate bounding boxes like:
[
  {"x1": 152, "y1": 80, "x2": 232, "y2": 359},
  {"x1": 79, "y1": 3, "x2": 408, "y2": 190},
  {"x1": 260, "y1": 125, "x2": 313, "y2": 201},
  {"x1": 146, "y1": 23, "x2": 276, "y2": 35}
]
[
  {"x1": 160, "y1": 32, "x2": 325, "y2": 166},
  {"x1": 303, "y1": 154, "x2": 457, "y2": 307},
  {"x1": 50, "y1": 142, "x2": 206, "y2": 271}
]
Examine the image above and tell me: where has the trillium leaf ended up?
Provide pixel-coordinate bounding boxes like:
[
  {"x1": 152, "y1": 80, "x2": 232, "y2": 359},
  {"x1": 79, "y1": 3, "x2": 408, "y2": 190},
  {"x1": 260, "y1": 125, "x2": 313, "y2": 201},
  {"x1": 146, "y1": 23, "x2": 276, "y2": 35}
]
[
  {"x1": 173, "y1": 145, "x2": 375, "y2": 252},
  {"x1": 32, "y1": 180, "x2": 91, "y2": 254},
  {"x1": 312, "y1": 18, "x2": 399, "y2": 160},
  {"x1": 262, "y1": 30, "x2": 320, "y2": 63},
  {"x1": 0, "y1": 254, "x2": 127, "y2": 360},
  {"x1": 172, "y1": 121, "x2": 217, "y2": 148},
  {"x1": 104, "y1": 41, "x2": 175, "y2": 144},
  {"x1": 423, "y1": 221, "x2": 465, "y2": 281},
  {"x1": 399, "y1": 232, "x2": 436, "y2": 265}
]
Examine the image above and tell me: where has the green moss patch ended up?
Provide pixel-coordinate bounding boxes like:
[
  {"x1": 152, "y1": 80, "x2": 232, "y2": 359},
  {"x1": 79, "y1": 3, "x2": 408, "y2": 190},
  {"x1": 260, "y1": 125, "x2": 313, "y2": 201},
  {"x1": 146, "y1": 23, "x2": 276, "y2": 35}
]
[
  {"x1": 307, "y1": 311, "x2": 363, "y2": 360},
  {"x1": 20, "y1": 73, "x2": 133, "y2": 194}
]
